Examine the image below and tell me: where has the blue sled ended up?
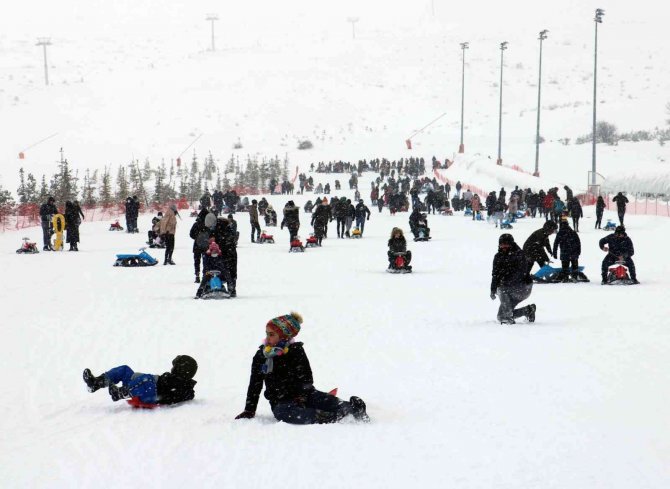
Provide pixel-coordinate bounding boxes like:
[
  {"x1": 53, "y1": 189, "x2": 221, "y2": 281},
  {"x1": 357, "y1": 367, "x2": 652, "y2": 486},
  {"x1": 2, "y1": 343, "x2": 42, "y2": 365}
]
[
  {"x1": 114, "y1": 248, "x2": 158, "y2": 267},
  {"x1": 533, "y1": 264, "x2": 589, "y2": 283},
  {"x1": 515, "y1": 210, "x2": 526, "y2": 219},
  {"x1": 464, "y1": 208, "x2": 473, "y2": 216},
  {"x1": 500, "y1": 219, "x2": 513, "y2": 229},
  {"x1": 603, "y1": 220, "x2": 616, "y2": 231}
]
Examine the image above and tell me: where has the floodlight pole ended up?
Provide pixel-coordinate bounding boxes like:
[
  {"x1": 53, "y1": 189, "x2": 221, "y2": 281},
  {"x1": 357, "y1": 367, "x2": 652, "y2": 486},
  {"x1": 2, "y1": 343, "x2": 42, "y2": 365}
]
[
  {"x1": 534, "y1": 30, "x2": 548, "y2": 177},
  {"x1": 36, "y1": 38, "x2": 52, "y2": 86},
  {"x1": 591, "y1": 9, "x2": 605, "y2": 187},
  {"x1": 347, "y1": 18, "x2": 359, "y2": 39},
  {"x1": 459, "y1": 42, "x2": 469, "y2": 154},
  {"x1": 206, "y1": 14, "x2": 219, "y2": 51},
  {"x1": 497, "y1": 42, "x2": 508, "y2": 165}
]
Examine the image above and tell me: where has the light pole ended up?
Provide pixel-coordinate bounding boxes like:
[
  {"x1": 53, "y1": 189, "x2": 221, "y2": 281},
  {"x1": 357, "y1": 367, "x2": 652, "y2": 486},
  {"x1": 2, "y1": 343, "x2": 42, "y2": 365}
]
[
  {"x1": 533, "y1": 30, "x2": 548, "y2": 177},
  {"x1": 206, "y1": 14, "x2": 219, "y2": 51},
  {"x1": 36, "y1": 38, "x2": 51, "y2": 86},
  {"x1": 591, "y1": 9, "x2": 605, "y2": 188},
  {"x1": 497, "y1": 41, "x2": 508, "y2": 165},
  {"x1": 347, "y1": 17, "x2": 359, "y2": 39},
  {"x1": 459, "y1": 42, "x2": 469, "y2": 154}
]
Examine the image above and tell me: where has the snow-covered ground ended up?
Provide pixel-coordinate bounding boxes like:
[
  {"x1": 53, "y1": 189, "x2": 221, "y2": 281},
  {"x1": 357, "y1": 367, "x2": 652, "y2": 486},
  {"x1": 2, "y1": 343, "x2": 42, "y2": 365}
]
[{"x1": 2, "y1": 171, "x2": 669, "y2": 488}]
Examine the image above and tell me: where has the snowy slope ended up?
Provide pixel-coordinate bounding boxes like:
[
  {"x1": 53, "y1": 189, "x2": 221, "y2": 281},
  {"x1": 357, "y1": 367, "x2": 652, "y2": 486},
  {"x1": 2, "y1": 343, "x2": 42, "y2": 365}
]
[
  {"x1": 2, "y1": 170, "x2": 669, "y2": 488},
  {"x1": 1, "y1": 0, "x2": 669, "y2": 194}
]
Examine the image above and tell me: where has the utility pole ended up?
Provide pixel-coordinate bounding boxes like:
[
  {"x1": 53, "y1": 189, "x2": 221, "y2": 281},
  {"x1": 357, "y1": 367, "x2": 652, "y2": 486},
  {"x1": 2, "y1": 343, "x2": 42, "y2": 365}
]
[
  {"x1": 591, "y1": 9, "x2": 605, "y2": 188},
  {"x1": 36, "y1": 38, "x2": 52, "y2": 86},
  {"x1": 347, "y1": 17, "x2": 359, "y2": 40},
  {"x1": 534, "y1": 30, "x2": 548, "y2": 177},
  {"x1": 497, "y1": 41, "x2": 508, "y2": 165},
  {"x1": 459, "y1": 42, "x2": 469, "y2": 154},
  {"x1": 206, "y1": 14, "x2": 219, "y2": 51}
]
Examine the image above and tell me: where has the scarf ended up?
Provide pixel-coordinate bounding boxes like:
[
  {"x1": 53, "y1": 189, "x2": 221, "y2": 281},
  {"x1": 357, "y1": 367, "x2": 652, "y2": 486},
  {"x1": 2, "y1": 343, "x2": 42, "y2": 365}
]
[{"x1": 261, "y1": 338, "x2": 294, "y2": 374}]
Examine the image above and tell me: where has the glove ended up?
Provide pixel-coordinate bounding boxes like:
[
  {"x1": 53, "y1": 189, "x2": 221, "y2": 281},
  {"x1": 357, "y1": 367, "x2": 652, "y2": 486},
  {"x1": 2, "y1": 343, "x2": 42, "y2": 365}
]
[
  {"x1": 235, "y1": 410, "x2": 255, "y2": 420},
  {"x1": 367, "y1": 217, "x2": 370, "y2": 221},
  {"x1": 490, "y1": 291, "x2": 496, "y2": 300}
]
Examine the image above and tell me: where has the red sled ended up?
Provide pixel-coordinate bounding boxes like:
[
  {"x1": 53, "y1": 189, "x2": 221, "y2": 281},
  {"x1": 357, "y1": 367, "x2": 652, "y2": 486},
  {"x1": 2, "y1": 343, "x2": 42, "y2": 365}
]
[
  {"x1": 305, "y1": 235, "x2": 319, "y2": 247},
  {"x1": 127, "y1": 397, "x2": 159, "y2": 409},
  {"x1": 289, "y1": 239, "x2": 305, "y2": 252}
]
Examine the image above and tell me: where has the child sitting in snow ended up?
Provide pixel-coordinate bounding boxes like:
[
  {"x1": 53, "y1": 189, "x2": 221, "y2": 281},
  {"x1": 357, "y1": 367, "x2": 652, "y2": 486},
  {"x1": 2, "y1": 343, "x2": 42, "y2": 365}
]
[
  {"x1": 82, "y1": 355, "x2": 197, "y2": 406},
  {"x1": 235, "y1": 312, "x2": 369, "y2": 424}
]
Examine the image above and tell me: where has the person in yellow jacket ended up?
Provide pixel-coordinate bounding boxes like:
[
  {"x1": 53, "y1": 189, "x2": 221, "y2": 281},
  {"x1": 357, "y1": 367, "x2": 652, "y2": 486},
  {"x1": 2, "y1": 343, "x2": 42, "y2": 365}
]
[{"x1": 159, "y1": 204, "x2": 179, "y2": 265}]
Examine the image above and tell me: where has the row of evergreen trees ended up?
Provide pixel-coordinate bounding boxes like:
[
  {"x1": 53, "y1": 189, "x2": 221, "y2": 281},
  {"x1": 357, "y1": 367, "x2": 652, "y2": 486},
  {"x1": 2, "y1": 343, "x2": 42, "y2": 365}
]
[{"x1": 6, "y1": 151, "x2": 290, "y2": 209}]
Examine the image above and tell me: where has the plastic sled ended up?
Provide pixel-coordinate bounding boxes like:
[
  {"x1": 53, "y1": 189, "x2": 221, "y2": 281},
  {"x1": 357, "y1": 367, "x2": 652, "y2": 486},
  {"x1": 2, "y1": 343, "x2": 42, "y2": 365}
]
[
  {"x1": 197, "y1": 270, "x2": 231, "y2": 299},
  {"x1": 258, "y1": 232, "x2": 275, "y2": 244},
  {"x1": 351, "y1": 227, "x2": 362, "y2": 239},
  {"x1": 413, "y1": 228, "x2": 431, "y2": 242},
  {"x1": 515, "y1": 210, "x2": 526, "y2": 219},
  {"x1": 114, "y1": 248, "x2": 158, "y2": 267},
  {"x1": 305, "y1": 235, "x2": 320, "y2": 248},
  {"x1": 464, "y1": 208, "x2": 473, "y2": 216},
  {"x1": 289, "y1": 239, "x2": 305, "y2": 253},
  {"x1": 439, "y1": 207, "x2": 453, "y2": 216},
  {"x1": 127, "y1": 397, "x2": 159, "y2": 409},
  {"x1": 533, "y1": 265, "x2": 589, "y2": 283},
  {"x1": 603, "y1": 220, "x2": 617, "y2": 231},
  {"x1": 500, "y1": 219, "x2": 513, "y2": 229},
  {"x1": 16, "y1": 238, "x2": 39, "y2": 254},
  {"x1": 109, "y1": 221, "x2": 124, "y2": 231},
  {"x1": 387, "y1": 253, "x2": 412, "y2": 273},
  {"x1": 605, "y1": 260, "x2": 633, "y2": 285}
]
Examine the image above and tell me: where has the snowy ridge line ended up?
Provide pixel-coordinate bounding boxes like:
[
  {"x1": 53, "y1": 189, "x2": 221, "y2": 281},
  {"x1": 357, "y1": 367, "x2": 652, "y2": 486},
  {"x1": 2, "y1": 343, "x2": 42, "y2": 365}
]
[{"x1": 433, "y1": 169, "x2": 491, "y2": 198}]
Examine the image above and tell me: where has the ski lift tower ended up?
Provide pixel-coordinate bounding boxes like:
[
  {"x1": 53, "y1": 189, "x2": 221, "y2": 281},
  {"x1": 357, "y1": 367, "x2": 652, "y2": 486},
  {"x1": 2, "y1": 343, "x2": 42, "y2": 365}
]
[
  {"x1": 36, "y1": 38, "x2": 52, "y2": 86},
  {"x1": 206, "y1": 14, "x2": 219, "y2": 51}
]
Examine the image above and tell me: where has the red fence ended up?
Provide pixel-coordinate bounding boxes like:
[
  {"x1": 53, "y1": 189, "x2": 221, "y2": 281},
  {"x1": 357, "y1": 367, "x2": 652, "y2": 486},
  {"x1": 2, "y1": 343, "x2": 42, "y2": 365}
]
[{"x1": 577, "y1": 193, "x2": 670, "y2": 217}]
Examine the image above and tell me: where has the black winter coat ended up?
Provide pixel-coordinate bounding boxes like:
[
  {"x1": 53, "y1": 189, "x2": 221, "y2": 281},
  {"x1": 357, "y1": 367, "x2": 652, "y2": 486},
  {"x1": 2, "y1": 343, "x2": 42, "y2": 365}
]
[
  {"x1": 490, "y1": 243, "x2": 531, "y2": 293},
  {"x1": 553, "y1": 224, "x2": 581, "y2": 259},
  {"x1": 354, "y1": 203, "x2": 371, "y2": 220},
  {"x1": 388, "y1": 236, "x2": 407, "y2": 253},
  {"x1": 244, "y1": 343, "x2": 314, "y2": 412},
  {"x1": 40, "y1": 202, "x2": 58, "y2": 222},
  {"x1": 523, "y1": 228, "x2": 552, "y2": 263},
  {"x1": 613, "y1": 194, "x2": 628, "y2": 211},
  {"x1": 599, "y1": 233, "x2": 634, "y2": 258},
  {"x1": 156, "y1": 372, "x2": 197, "y2": 405},
  {"x1": 281, "y1": 205, "x2": 300, "y2": 229}
]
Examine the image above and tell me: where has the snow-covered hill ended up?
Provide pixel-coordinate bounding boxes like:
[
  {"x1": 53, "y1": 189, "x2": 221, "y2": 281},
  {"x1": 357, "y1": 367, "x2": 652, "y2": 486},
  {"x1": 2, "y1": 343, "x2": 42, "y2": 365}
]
[
  {"x1": 1, "y1": 0, "x2": 669, "y2": 196},
  {"x1": 2, "y1": 170, "x2": 669, "y2": 487}
]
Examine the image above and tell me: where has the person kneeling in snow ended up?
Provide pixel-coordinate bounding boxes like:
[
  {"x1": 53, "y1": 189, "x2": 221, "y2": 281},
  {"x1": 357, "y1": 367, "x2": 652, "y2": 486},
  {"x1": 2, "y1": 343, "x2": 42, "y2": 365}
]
[
  {"x1": 491, "y1": 234, "x2": 536, "y2": 325},
  {"x1": 235, "y1": 312, "x2": 369, "y2": 424},
  {"x1": 82, "y1": 355, "x2": 197, "y2": 406}
]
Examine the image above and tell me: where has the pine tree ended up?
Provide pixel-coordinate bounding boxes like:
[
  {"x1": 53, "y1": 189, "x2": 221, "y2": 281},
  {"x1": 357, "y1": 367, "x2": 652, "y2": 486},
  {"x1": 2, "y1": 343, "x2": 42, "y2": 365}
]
[
  {"x1": 37, "y1": 175, "x2": 49, "y2": 203},
  {"x1": 50, "y1": 155, "x2": 79, "y2": 203},
  {"x1": 0, "y1": 183, "x2": 15, "y2": 208},
  {"x1": 116, "y1": 165, "x2": 129, "y2": 201},
  {"x1": 82, "y1": 169, "x2": 97, "y2": 206},
  {"x1": 25, "y1": 173, "x2": 38, "y2": 204},
  {"x1": 153, "y1": 162, "x2": 167, "y2": 204},
  {"x1": 225, "y1": 155, "x2": 235, "y2": 174},
  {"x1": 17, "y1": 167, "x2": 27, "y2": 204},
  {"x1": 188, "y1": 153, "x2": 202, "y2": 202},
  {"x1": 203, "y1": 151, "x2": 216, "y2": 181},
  {"x1": 142, "y1": 159, "x2": 152, "y2": 180},
  {"x1": 100, "y1": 168, "x2": 113, "y2": 207},
  {"x1": 129, "y1": 163, "x2": 141, "y2": 196}
]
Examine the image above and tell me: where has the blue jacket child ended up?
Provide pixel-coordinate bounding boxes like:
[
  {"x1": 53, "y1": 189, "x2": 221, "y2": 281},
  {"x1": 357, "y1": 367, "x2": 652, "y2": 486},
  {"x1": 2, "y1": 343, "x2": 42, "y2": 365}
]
[{"x1": 83, "y1": 355, "x2": 197, "y2": 406}]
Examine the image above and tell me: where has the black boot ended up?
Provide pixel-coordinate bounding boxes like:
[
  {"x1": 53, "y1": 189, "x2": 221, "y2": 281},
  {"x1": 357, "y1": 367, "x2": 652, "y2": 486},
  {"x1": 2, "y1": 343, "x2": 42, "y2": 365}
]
[
  {"x1": 195, "y1": 274, "x2": 200, "y2": 283},
  {"x1": 350, "y1": 396, "x2": 370, "y2": 422},
  {"x1": 526, "y1": 304, "x2": 536, "y2": 323},
  {"x1": 108, "y1": 384, "x2": 132, "y2": 402},
  {"x1": 315, "y1": 410, "x2": 339, "y2": 424},
  {"x1": 83, "y1": 368, "x2": 109, "y2": 393}
]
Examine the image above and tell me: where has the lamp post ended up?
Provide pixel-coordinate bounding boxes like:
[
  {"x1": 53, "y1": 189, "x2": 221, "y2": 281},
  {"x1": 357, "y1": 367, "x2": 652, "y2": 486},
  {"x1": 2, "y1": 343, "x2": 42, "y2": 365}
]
[
  {"x1": 497, "y1": 41, "x2": 508, "y2": 165},
  {"x1": 591, "y1": 9, "x2": 605, "y2": 187},
  {"x1": 459, "y1": 42, "x2": 469, "y2": 154},
  {"x1": 36, "y1": 38, "x2": 51, "y2": 86},
  {"x1": 533, "y1": 30, "x2": 548, "y2": 177},
  {"x1": 347, "y1": 17, "x2": 359, "y2": 40},
  {"x1": 206, "y1": 14, "x2": 219, "y2": 51}
]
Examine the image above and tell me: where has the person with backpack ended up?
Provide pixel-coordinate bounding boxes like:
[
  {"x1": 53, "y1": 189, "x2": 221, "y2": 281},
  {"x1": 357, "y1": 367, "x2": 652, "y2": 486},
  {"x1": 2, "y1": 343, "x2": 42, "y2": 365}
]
[
  {"x1": 249, "y1": 199, "x2": 261, "y2": 243},
  {"x1": 190, "y1": 209, "x2": 212, "y2": 283},
  {"x1": 354, "y1": 200, "x2": 371, "y2": 236}
]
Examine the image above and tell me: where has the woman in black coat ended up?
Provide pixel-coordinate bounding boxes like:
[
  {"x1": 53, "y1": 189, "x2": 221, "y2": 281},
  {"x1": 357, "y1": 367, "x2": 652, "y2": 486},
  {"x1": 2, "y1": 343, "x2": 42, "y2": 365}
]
[
  {"x1": 595, "y1": 196, "x2": 606, "y2": 229},
  {"x1": 64, "y1": 200, "x2": 85, "y2": 251}
]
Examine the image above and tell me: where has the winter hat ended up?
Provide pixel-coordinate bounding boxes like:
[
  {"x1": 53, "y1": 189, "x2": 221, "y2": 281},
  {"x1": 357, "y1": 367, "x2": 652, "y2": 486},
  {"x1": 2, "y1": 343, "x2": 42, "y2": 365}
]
[
  {"x1": 543, "y1": 221, "x2": 557, "y2": 233},
  {"x1": 267, "y1": 311, "x2": 303, "y2": 339},
  {"x1": 615, "y1": 225, "x2": 626, "y2": 235},
  {"x1": 171, "y1": 355, "x2": 198, "y2": 379},
  {"x1": 204, "y1": 212, "x2": 217, "y2": 229},
  {"x1": 498, "y1": 233, "x2": 515, "y2": 246},
  {"x1": 252, "y1": 199, "x2": 257, "y2": 204},
  {"x1": 207, "y1": 239, "x2": 221, "y2": 257}
]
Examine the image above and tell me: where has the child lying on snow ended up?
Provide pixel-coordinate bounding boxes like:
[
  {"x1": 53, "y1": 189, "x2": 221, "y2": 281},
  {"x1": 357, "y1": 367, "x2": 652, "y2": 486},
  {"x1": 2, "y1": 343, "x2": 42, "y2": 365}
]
[
  {"x1": 83, "y1": 355, "x2": 197, "y2": 406},
  {"x1": 235, "y1": 312, "x2": 369, "y2": 424}
]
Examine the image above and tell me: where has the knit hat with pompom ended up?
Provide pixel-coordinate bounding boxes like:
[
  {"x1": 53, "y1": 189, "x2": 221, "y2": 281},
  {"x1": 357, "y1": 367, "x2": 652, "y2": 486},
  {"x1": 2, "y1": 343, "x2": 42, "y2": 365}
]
[{"x1": 267, "y1": 311, "x2": 303, "y2": 339}]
